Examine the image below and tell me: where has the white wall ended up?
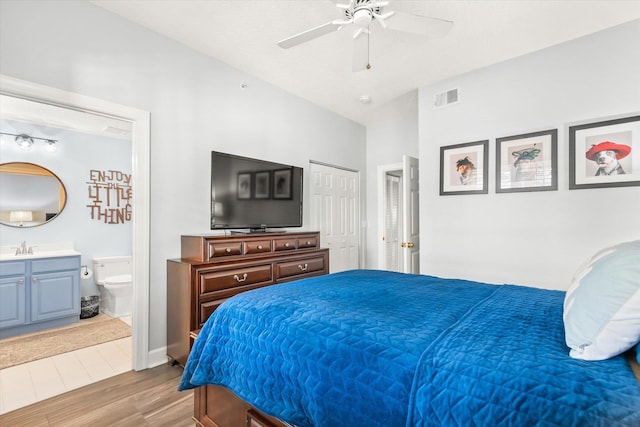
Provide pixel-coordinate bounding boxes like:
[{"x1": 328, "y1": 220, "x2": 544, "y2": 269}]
[
  {"x1": 0, "y1": 0, "x2": 366, "y2": 352},
  {"x1": 0, "y1": 120, "x2": 132, "y2": 296},
  {"x1": 364, "y1": 91, "x2": 420, "y2": 268},
  {"x1": 418, "y1": 20, "x2": 640, "y2": 290}
]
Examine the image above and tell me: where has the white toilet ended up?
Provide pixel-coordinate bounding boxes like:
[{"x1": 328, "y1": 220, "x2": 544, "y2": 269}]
[{"x1": 93, "y1": 256, "x2": 133, "y2": 318}]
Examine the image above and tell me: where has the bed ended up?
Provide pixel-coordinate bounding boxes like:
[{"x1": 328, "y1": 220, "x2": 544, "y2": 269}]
[{"x1": 179, "y1": 269, "x2": 640, "y2": 427}]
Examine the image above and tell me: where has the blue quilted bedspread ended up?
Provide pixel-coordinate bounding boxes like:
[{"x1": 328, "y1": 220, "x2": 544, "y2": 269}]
[{"x1": 179, "y1": 270, "x2": 640, "y2": 426}]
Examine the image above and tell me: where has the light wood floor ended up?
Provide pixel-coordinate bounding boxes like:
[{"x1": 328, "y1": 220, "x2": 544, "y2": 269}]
[{"x1": 0, "y1": 363, "x2": 194, "y2": 426}]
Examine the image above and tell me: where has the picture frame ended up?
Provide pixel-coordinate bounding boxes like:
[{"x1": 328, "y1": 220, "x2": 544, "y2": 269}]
[
  {"x1": 254, "y1": 171, "x2": 271, "y2": 199},
  {"x1": 273, "y1": 168, "x2": 293, "y2": 199},
  {"x1": 237, "y1": 172, "x2": 251, "y2": 199},
  {"x1": 440, "y1": 140, "x2": 488, "y2": 195},
  {"x1": 569, "y1": 115, "x2": 640, "y2": 189},
  {"x1": 496, "y1": 129, "x2": 558, "y2": 193}
]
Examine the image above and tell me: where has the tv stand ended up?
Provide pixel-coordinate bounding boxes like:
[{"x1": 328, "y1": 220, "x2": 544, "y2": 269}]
[{"x1": 167, "y1": 231, "x2": 329, "y2": 366}]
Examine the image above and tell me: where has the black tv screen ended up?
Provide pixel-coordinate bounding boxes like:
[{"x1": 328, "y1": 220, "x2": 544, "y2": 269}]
[{"x1": 211, "y1": 151, "x2": 303, "y2": 231}]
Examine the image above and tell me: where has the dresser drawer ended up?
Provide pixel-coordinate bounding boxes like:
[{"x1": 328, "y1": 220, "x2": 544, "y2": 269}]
[
  {"x1": 208, "y1": 242, "x2": 242, "y2": 258},
  {"x1": 276, "y1": 255, "x2": 326, "y2": 279},
  {"x1": 243, "y1": 240, "x2": 272, "y2": 255},
  {"x1": 199, "y1": 298, "x2": 228, "y2": 327},
  {"x1": 273, "y1": 238, "x2": 297, "y2": 251},
  {"x1": 200, "y1": 265, "x2": 272, "y2": 294},
  {"x1": 297, "y1": 237, "x2": 318, "y2": 249}
]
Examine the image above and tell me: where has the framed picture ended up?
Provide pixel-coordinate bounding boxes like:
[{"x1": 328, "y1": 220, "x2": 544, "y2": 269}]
[
  {"x1": 273, "y1": 168, "x2": 293, "y2": 199},
  {"x1": 569, "y1": 115, "x2": 640, "y2": 189},
  {"x1": 254, "y1": 171, "x2": 271, "y2": 199},
  {"x1": 237, "y1": 172, "x2": 251, "y2": 199},
  {"x1": 440, "y1": 140, "x2": 488, "y2": 195},
  {"x1": 496, "y1": 129, "x2": 558, "y2": 193}
]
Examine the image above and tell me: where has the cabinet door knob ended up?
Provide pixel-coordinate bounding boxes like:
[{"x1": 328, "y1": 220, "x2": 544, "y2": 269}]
[
  {"x1": 32, "y1": 277, "x2": 38, "y2": 283},
  {"x1": 298, "y1": 263, "x2": 308, "y2": 271},
  {"x1": 18, "y1": 279, "x2": 25, "y2": 285},
  {"x1": 233, "y1": 273, "x2": 248, "y2": 283}
]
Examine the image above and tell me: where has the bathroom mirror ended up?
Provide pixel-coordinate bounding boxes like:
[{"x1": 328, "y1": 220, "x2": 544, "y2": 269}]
[{"x1": 0, "y1": 162, "x2": 67, "y2": 227}]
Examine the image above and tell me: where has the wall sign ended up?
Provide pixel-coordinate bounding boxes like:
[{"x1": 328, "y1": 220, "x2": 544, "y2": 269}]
[{"x1": 86, "y1": 169, "x2": 132, "y2": 224}]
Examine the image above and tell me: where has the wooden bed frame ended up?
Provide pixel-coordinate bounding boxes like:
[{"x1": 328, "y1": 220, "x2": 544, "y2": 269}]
[
  {"x1": 191, "y1": 354, "x2": 640, "y2": 427},
  {"x1": 193, "y1": 384, "x2": 289, "y2": 427}
]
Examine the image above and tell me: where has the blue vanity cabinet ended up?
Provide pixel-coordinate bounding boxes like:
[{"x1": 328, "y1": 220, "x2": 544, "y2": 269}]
[
  {"x1": 0, "y1": 261, "x2": 27, "y2": 329},
  {"x1": 31, "y1": 257, "x2": 81, "y2": 322},
  {"x1": 0, "y1": 255, "x2": 81, "y2": 338}
]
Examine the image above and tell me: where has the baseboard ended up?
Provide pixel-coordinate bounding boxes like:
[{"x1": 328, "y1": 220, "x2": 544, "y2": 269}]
[{"x1": 147, "y1": 346, "x2": 169, "y2": 368}]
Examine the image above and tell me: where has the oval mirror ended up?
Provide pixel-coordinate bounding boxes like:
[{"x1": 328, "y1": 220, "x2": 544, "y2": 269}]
[{"x1": 0, "y1": 162, "x2": 67, "y2": 227}]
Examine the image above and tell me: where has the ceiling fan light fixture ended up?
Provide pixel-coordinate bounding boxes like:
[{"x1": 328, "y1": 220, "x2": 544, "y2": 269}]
[{"x1": 353, "y1": 9, "x2": 372, "y2": 27}]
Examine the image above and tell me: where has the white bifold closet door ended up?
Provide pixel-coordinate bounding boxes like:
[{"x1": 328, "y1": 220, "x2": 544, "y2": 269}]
[{"x1": 309, "y1": 162, "x2": 360, "y2": 273}]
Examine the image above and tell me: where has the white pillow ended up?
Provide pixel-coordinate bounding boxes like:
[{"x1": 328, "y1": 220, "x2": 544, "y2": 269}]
[{"x1": 563, "y1": 240, "x2": 640, "y2": 361}]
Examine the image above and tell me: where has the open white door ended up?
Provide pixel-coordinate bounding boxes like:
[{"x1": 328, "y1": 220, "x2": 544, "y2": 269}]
[{"x1": 401, "y1": 155, "x2": 420, "y2": 274}]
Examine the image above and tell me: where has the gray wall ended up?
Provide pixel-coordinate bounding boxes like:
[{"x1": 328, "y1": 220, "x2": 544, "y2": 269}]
[
  {"x1": 0, "y1": 0, "x2": 366, "y2": 353},
  {"x1": 417, "y1": 20, "x2": 640, "y2": 289}
]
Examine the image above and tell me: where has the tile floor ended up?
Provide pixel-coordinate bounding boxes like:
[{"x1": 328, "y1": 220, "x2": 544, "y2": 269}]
[{"x1": 0, "y1": 316, "x2": 132, "y2": 415}]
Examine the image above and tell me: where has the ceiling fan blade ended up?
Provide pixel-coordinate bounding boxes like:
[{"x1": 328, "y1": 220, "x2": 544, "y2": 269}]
[
  {"x1": 352, "y1": 30, "x2": 369, "y2": 72},
  {"x1": 372, "y1": 11, "x2": 394, "y2": 29},
  {"x1": 277, "y1": 21, "x2": 343, "y2": 49},
  {"x1": 385, "y1": 11, "x2": 453, "y2": 38}
]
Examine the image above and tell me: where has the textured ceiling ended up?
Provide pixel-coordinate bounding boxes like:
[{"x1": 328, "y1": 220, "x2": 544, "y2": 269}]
[{"x1": 83, "y1": 1, "x2": 640, "y2": 125}]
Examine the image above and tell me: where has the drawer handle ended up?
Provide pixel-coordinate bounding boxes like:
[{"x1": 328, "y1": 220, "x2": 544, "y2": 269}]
[
  {"x1": 257, "y1": 245, "x2": 263, "y2": 250},
  {"x1": 306, "y1": 241, "x2": 311, "y2": 245},
  {"x1": 298, "y1": 263, "x2": 308, "y2": 271},
  {"x1": 225, "y1": 248, "x2": 231, "y2": 253},
  {"x1": 233, "y1": 273, "x2": 248, "y2": 282},
  {"x1": 284, "y1": 243, "x2": 290, "y2": 248}
]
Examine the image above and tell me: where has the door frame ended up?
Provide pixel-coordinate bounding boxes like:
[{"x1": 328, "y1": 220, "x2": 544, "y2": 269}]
[
  {"x1": 377, "y1": 162, "x2": 403, "y2": 270},
  {"x1": 0, "y1": 74, "x2": 151, "y2": 370}
]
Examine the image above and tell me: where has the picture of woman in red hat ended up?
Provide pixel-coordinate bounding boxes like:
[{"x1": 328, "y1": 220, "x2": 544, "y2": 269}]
[{"x1": 585, "y1": 141, "x2": 632, "y2": 176}]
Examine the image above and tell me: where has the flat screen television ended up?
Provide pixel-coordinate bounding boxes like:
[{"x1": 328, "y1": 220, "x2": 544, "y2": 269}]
[{"x1": 211, "y1": 151, "x2": 303, "y2": 232}]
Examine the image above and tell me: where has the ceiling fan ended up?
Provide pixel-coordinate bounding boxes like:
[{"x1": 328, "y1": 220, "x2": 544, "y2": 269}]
[{"x1": 277, "y1": 0, "x2": 453, "y2": 72}]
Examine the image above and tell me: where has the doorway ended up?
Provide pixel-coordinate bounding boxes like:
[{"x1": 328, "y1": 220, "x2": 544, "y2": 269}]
[
  {"x1": 0, "y1": 75, "x2": 150, "y2": 370},
  {"x1": 309, "y1": 162, "x2": 360, "y2": 273},
  {"x1": 378, "y1": 155, "x2": 420, "y2": 274}
]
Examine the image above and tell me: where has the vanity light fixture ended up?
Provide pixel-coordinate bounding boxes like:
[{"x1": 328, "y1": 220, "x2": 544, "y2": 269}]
[
  {"x1": 45, "y1": 139, "x2": 57, "y2": 152},
  {"x1": 15, "y1": 134, "x2": 34, "y2": 150},
  {"x1": 0, "y1": 132, "x2": 58, "y2": 151}
]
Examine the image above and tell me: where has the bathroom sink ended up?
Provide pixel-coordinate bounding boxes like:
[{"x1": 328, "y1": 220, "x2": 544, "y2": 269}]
[{"x1": 0, "y1": 243, "x2": 81, "y2": 261}]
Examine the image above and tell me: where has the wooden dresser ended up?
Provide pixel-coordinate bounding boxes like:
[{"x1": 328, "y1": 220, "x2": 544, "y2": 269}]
[{"x1": 167, "y1": 231, "x2": 329, "y2": 366}]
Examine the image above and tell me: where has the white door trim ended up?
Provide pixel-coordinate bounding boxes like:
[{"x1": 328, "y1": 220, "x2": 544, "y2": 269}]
[
  {"x1": 0, "y1": 74, "x2": 151, "y2": 370},
  {"x1": 377, "y1": 162, "x2": 402, "y2": 270}
]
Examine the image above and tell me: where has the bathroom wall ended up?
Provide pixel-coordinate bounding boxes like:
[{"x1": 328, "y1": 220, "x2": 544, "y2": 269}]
[{"x1": 0, "y1": 119, "x2": 132, "y2": 296}]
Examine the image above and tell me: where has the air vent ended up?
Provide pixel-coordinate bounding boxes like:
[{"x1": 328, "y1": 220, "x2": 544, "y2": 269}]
[{"x1": 434, "y1": 88, "x2": 459, "y2": 109}]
